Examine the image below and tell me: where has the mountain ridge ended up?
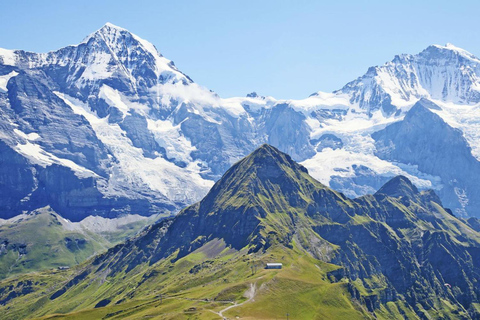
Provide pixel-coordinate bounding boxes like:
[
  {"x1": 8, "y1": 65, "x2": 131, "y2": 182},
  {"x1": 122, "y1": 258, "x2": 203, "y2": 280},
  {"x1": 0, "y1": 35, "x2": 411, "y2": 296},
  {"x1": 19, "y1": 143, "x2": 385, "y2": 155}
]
[
  {"x1": 2, "y1": 24, "x2": 480, "y2": 222},
  {"x1": 1, "y1": 145, "x2": 480, "y2": 319}
]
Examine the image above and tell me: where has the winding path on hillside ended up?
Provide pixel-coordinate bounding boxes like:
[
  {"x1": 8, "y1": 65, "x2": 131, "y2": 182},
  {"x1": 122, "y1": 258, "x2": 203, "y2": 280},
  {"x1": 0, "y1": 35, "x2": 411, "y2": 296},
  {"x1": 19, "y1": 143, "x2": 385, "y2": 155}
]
[{"x1": 212, "y1": 282, "x2": 257, "y2": 320}]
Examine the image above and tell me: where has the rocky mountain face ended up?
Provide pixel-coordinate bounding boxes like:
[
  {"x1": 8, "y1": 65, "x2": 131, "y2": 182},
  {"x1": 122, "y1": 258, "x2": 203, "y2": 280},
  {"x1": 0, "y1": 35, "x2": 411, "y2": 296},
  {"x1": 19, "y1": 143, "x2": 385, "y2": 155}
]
[
  {"x1": 0, "y1": 24, "x2": 213, "y2": 221},
  {"x1": 373, "y1": 98, "x2": 480, "y2": 216},
  {"x1": 89, "y1": 144, "x2": 350, "y2": 273},
  {"x1": 2, "y1": 24, "x2": 480, "y2": 221},
  {"x1": 2, "y1": 145, "x2": 480, "y2": 319}
]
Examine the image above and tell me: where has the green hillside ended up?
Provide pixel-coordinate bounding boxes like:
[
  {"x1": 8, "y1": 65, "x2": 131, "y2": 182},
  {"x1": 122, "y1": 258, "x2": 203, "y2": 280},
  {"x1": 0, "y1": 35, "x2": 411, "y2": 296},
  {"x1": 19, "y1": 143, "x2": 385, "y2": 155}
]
[
  {"x1": 0, "y1": 207, "x2": 159, "y2": 280},
  {"x1": 1, "y1": 145, "x2": 480, "y2": 319}
]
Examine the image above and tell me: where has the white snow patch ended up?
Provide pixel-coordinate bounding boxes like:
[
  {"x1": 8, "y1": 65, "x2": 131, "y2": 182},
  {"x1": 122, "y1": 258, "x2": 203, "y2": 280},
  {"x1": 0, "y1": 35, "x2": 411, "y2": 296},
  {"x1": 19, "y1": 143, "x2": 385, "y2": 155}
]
[
  {"x1": 226, "y1": 95, "x2": 277, "y2": 114},
  {"x1": 99, "y1": 85, "x2": 128, "y2": 118},
  {"x1": 0, "y1": 48, "x2": 16, "y2": 66},
  {"x1": 79, "y1": 51, "x2": 113, "y2": 81},
  {"x1": 14, "y1": 139, "x2": 98, "y2": 178},
  {"x1": 308, "y1": 108, "x2": 401, "y2": 158},
  {"x1": 300, "y1": 105, "x2": 442, "y2": 194},
  {"x1": 428, "y1": 99, "x2": 480, "y2": 160},
  {"x1": 100, "y1": 85, "x2": 130, "y2": 115},
  {"x1": 302, "y1": 148, "x2": 439, "y2": 191},
  {"x1": 55, "y1": 92, "x2": 214, "y2": 203},
  {"x1": 59, "y1": 213, "x2": 159, "y2": 233},
  {"x1": 152, "y1": 82, "x2": 248, "y2": 120},
  {"x1": 147, "y1": 118, "x2": 196, "y2": 163},
  {"x1": 289, "y1": 91, "x2": 351, "y2": 112},
  {"x1": 375, "y1": 67, "x2": 427, "y2": 108},
  {"x1": 13, "y1": 129, "x2": 40, "y2": 141},
  {"x1": 0, "y1": 71, "x2": 18, "y2": 93},
  {"x1": 99, "y1": 85, "x2": 150, "y2": 116}
]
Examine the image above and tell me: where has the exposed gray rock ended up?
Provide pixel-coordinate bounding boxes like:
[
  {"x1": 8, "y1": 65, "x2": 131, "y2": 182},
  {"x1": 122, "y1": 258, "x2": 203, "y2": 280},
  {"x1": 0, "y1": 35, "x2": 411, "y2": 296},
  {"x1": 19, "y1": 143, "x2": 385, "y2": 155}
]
[{"x1": 373, "y1": 99, "x2": 480, "y2": 216}]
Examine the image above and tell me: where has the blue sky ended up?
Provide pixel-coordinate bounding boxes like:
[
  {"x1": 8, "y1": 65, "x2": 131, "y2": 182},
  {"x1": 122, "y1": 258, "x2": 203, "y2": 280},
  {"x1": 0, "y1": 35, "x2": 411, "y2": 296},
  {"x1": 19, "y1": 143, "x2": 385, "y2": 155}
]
[{"x1": 1, "y1": 1, "x2": 479, "y2": 99}]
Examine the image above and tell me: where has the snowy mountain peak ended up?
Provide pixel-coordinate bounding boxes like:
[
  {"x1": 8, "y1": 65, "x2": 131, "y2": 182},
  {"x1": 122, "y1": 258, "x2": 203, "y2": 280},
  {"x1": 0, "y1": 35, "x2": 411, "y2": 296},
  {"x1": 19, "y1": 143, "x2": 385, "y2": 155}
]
[
  {"x1": 57, "y1": 23, "x2": 192, "y2": 93},
  {"x1": 420, "y1": 43, "x2": 480, "y2": 63},
  {"x1": 82, "y1": 22, "x2": 163, "y2": 61},
  {"x1": 84, "y1": 22, "x2": 138, "y2": 43},
  {"x1": 97, "y1": 22, "x2": 129, "y2": 35},
  {"x1": 3, "y1": 27, "x2": 480, "y2": 223},
  {"x1": 330, "y1": 44, "x2": 480, "y2": 113},
  {"x1": 103, "y1": 22, "x2": 126, "y2": 30}
]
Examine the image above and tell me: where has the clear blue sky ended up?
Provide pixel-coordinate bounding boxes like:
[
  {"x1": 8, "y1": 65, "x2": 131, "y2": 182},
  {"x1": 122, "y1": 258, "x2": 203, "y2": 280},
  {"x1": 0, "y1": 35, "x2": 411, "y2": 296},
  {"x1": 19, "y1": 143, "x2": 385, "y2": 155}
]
[{"x1": 1, "y1": 0, "x2": 479, "y2": 99}]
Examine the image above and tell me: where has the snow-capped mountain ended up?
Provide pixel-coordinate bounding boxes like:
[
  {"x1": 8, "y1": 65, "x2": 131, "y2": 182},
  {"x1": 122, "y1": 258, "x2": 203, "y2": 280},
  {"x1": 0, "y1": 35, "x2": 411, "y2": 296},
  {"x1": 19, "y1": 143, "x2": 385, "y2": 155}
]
[
  {"x1": 322, "y1": 43, "x2": 480, "y2": 114},
  {"x1": 1, "y1": 23, "x2": 480, "y2": 220}
]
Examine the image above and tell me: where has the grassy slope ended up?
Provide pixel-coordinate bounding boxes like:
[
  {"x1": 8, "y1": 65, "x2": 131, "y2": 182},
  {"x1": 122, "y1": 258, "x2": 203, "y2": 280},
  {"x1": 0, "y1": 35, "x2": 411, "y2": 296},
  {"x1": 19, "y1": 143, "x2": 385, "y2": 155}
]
[
  {"x1": 0, "y1": 237, "x2": 429, "y2": 320},
  {"x1": 17, "y1": 242, "x2": 370, "y2": 320},
  {"x1": 0, "y1": 207, "x2": 158, "y2": 280},
  {"x1": 0, "y1": 212, "x2": 471, "y2": 318}
]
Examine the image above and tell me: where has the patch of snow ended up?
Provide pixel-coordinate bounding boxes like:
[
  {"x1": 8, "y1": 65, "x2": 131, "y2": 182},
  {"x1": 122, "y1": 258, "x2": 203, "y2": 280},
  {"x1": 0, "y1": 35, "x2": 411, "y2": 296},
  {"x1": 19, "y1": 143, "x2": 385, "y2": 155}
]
[
  {"x1": 0, "y1": 48, "x2": 16, "y2": 66},
  {"x1": 13, "y1": 129, "x2": 40, "y2": 141},
  {"x1": 13, "y1": 138, "x2": 98, "y2": 179},
  {"x1": 79, "y1": 51, "x2": 113, "y2": 81},
  {"x1": 323, "y1": 108, "x2": 397, "y2": 132},
  {"x1": 99, "y1": 85, "x2": 129, "y2": 118},
  {"x1": 289, "y1": 91, "x2": 351, "y2": 112},
  {"x1": 99, "y1": 85, "x2": 150, "y2": 117},
  {"x1": 56, "y1": 92, "x2": 214, "y2": 203},
  {"x1": 228, "y1": 95, "x2": 277, "y2": 113},
  {"x1": 147, "y1": 118, "x2": 196, "y2": 163},
  {"x1": 375, "y1": 67, "x2": 427, "y2": 108},
  {"x1": 301, "y1": 104, "x2": 445, "y2": 195},
  {"x1": 428, "y1": 99, "x2": 480, "y2": 160},
  {"x1": 13, "y1": 139, "x2": 54, "y2": 167},
  {"x1": 0, "y1": 71, "x2": 18, "y2": 93},
  {"x1": 309, "y1": 108, "x2": 401, "y2": 155},
  {"x1": 153, "y1": 82, "x2": 248, "y2": 119},
  {"x1": 302, "y1": 148, "x2": 440, "y2": 191},
  {"x1": 59, "y1": 212, "x2": 159, "y2": 233}
]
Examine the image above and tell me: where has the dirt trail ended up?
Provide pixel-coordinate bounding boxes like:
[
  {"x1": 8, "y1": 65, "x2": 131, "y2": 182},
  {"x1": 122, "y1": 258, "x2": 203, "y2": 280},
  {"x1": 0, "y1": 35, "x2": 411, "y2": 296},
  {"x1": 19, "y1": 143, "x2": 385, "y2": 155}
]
[
  {"x1": 213, "y1": 282, "x2": 257, "y2": 320},
  {"x1": 6, "y1": 252, "x2": 22, "y2": 277}
]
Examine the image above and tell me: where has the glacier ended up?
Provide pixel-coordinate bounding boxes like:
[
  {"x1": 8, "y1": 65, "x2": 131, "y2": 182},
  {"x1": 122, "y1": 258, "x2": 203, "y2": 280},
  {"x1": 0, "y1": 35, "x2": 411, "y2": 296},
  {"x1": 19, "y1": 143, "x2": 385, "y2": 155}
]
[{"x1": 1, "y1": 23, "x2": 480, "y2": 221}]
